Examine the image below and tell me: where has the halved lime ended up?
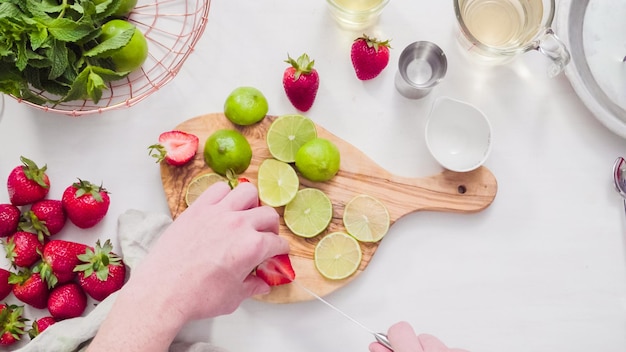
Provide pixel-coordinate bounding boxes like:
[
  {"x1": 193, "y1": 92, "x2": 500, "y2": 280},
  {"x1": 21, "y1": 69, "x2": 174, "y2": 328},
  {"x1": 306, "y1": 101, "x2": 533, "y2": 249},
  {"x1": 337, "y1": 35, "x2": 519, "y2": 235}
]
[
  {"x1": 284, "y1": 188, "x2": 333, "y2": 238},
  {"x1": 342, "y1": 195, "x2": 390, "y2": 243},
  {"x1": 314, "y1": 232, "x2": 362, "y2": 280},
  {"x1": 266, "y1": 114, "x2": 317, "y2": 163},
  {"x1": 185, "y1": 173, "x2": 227, "y2": 206},
  {"x1": 257, "y1": 159, "x2": 299, "y2": 207}
]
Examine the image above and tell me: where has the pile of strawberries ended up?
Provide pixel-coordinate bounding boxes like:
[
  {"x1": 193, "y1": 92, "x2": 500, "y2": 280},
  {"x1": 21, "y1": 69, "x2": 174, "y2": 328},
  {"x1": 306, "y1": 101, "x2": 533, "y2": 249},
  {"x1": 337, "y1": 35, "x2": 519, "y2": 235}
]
[{"x1": 0, "y1": 157, "x2": 125, "y2": 347}]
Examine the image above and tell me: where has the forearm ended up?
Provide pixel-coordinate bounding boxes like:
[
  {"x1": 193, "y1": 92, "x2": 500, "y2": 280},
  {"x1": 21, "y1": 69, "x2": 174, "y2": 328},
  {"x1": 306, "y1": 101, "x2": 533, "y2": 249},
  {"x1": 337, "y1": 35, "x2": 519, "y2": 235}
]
[{"x1": 87, "y1": 273, "x2": 187, "y2": 352}]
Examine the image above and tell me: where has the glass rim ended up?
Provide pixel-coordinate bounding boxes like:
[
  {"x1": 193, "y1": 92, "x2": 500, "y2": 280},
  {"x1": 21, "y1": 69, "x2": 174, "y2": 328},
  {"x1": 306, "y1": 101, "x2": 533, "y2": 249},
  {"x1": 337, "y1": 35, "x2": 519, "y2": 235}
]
[
  {"x1": 453, "y1": 0, "x2": 556, "y2": 54},
  {"x1": 326, "y1": 0, "x2": 391, "y2": 15}
]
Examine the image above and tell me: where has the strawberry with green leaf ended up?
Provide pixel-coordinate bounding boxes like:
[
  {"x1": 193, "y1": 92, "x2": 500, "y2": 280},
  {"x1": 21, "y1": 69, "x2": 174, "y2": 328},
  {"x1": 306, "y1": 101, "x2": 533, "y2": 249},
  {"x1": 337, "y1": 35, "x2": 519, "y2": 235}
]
[
  {"x1": 9, "y1": 270, "x2": 50, "y2": 309},
  {"x1": 37, "y1": 239, "x2": 90, "y2": 288},
  {"x1": 20, "y1": 199, "x2": 67, "y2": 242},
  {"x1": 350, "y1": 34, "x2": 391, "y2": 80},
  {"x1": 4, "y1": 231, "x2": 43, "y2": 269},
  {"x1": 7, "y1": 157, "x2": 50, "y2": 206},
  {"x1": 28, "y1": 316, "x2": 56, "y2": 340},
  {"x1": 283, "y1": 53, "x2": 320, "y2": 112},
  {"x1": 62, "y1": 179, "x2": 110, "y2": 229},
  {"x1": 75, "y1": 239, "x2": 126, "y2": 301},
  {"x1": 0, "y1": 304, "x2": 28, "y2": 346}
]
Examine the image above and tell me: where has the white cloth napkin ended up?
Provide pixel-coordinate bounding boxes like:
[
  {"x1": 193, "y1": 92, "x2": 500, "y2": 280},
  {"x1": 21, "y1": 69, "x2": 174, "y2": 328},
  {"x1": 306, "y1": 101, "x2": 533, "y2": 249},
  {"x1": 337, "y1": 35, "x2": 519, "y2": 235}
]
[{"x1": 17, "y1": 209, "x2": 227, "y2": 352}]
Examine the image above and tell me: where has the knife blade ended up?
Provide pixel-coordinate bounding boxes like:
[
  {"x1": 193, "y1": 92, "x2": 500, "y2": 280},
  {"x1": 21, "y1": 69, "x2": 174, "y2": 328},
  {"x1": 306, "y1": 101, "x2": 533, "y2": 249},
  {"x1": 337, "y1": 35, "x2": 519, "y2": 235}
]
[{"x1": 291, "y1": 280, "x2": 393, "y2": 351}]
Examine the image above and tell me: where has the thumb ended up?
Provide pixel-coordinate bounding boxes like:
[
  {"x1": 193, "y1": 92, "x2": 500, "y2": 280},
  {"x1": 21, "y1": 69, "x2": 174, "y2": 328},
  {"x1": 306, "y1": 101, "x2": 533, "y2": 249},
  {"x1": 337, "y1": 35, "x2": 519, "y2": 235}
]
[{"x1": 243, "y1": 274, "x2": 271, "y2": 297}]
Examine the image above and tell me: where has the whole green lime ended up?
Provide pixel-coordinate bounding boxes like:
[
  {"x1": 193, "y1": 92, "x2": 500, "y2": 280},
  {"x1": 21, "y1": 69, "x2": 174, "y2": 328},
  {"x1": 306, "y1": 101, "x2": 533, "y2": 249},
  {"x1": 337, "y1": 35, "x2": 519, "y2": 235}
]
[
  {"x1": 204, "y1": 129, "x2": 253, "y2": 176},
  {"x1": 295, "y1": 138, "x2": 340, "y2": 182},
  {"x1": 224, "y1": 87, "x2": 269, "y2": 126},
  {"x1": 100, "y1": 19, "x2": 148, "y2": 73}
]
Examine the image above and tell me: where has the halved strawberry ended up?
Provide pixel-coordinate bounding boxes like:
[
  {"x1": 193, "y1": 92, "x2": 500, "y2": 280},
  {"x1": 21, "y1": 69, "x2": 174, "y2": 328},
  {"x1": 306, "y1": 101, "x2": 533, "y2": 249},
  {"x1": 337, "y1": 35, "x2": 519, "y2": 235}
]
[
  {"x1": 255, "y1": 254, "x2": 295, "y2": 286},
  {"x1": 148, "y1": 130, "x2": 199, "y2": 166}
]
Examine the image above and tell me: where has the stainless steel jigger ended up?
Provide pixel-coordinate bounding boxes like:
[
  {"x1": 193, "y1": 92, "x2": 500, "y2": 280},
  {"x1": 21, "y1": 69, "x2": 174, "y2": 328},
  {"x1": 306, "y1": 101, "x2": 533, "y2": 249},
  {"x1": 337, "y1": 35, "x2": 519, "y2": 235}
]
[{"x1": 395, "y1": 41, "x2": 447, "y2": 99}]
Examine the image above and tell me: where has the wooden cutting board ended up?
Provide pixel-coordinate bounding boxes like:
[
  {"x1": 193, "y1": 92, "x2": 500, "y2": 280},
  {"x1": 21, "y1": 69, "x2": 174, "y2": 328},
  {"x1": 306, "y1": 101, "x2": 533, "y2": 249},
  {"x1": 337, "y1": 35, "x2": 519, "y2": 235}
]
[{"x1": 160, "y1": 113, "x2": 498, "y2": 303}]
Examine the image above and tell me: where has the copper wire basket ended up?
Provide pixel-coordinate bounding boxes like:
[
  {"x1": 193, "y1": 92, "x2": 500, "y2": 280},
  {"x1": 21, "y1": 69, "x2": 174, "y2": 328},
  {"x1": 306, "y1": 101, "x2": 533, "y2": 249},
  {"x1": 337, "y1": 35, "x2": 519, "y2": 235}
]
[{"x1": 13, "y1": 0, "x2": 211, "y2": 116}]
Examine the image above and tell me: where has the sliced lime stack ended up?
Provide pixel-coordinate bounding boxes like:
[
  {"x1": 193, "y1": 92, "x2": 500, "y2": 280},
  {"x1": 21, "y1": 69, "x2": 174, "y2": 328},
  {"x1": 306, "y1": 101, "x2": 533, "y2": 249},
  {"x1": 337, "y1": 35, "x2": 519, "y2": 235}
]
[
  {"x1": 342, "y1": 194, "x2": 390, "y2": 243},
  {"x1": 185, "y1": 173, "x2": 227, "y2": 206},
  {"x1": 284, "y1": 188, "x2": 333, "y2": 238},
  {"x1": 257, "y1": 159, "x2": 299, "y2": 207},
  {"x1": 314, "y1": 232, "x2": 362, "y2": 280},
  {"x1": 266, "y1": 114, "x2": 317, "y2": 163}
]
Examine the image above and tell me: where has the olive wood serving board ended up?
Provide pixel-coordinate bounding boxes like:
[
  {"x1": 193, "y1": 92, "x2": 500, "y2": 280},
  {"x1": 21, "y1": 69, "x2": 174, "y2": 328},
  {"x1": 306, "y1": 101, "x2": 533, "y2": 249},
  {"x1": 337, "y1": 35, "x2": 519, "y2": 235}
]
[{"x1": 160, "y1": 113, "x2": 498, "y2": 303}]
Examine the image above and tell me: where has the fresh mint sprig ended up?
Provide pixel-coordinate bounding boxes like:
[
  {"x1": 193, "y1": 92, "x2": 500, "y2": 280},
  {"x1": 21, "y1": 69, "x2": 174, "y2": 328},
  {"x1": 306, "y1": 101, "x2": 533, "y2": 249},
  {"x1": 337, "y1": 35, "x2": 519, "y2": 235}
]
[{"x1": 0, "y1": 0, "x2": 134, "y2": 105}]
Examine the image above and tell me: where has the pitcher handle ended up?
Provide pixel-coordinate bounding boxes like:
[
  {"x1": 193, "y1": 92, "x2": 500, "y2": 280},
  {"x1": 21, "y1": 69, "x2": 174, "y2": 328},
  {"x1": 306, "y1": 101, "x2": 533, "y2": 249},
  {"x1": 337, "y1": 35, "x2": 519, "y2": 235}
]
[{"x1": 534, "y1": 28, "x2": 571, "y2": 78}]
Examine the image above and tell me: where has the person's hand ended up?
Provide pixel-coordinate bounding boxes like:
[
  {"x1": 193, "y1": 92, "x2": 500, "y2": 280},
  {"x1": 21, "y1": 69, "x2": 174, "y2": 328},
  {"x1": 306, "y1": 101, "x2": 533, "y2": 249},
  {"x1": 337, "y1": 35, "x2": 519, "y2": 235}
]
[
  {"x1": 88, "y1": 182, "x2": 290, "y2": 352},
  {"x1": 132, "y1": 181, "x2": 289, "y2": 321},
  {"x1": 369, "y1": 321, "x2": 469, "y2": 352}
]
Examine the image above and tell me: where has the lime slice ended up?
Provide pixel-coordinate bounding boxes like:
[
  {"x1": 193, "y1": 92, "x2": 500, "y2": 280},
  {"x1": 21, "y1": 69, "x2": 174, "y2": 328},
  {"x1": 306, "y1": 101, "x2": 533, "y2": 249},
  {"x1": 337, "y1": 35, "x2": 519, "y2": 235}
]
[
  {"x1": 257, "y1": 159, "x2": 299, "y2": 207},
  {"x1": 342, "y1": 195, "x2": 390, "y2": 243},
  {"x1": 185, "y1": 173, "x2": 227, "y2": 206},
  {"x1": 266, "y1": 114, "x2": 317, "y2": 163},
  {"x1": 314, "y1": 232, "x2": 362, "y2": 280},
  {"x1": 284, "y1": 188, "x2": 333, "y2": 238}
]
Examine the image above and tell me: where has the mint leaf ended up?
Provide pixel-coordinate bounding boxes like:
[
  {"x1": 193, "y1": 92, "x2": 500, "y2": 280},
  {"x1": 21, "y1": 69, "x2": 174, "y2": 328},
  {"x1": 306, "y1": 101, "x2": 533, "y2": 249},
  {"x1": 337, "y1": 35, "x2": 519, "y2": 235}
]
[
  {"x1": 87, "y1": 68, "x2": 106, "y2": 103},
  {"x1": 0, "y1": 3, "x2": 21, "y2": 18},
  {"x1": 45, "y1": 18, "x2": 94, "y2": 42},
  {"x1": 83, "y1": 27, "x2": 134, "y2": 58},
  {"x1": 90, "y1": 65, "x2": 128, "y2": 82},
  {"x1": 47, "y1": 38, "x2": 68, "y2": 79},
  {"x1": 63, "y1": 66, "x2": 90, "y2": 102},
  {"x1": 29, "y1": 26, "x2": 48, "y2": 50}
]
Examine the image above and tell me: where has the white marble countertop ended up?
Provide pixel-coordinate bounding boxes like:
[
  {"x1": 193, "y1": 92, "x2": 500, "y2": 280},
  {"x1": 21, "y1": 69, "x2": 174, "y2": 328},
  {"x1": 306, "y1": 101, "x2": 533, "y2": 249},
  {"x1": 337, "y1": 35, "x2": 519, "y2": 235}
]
[{"x1": 0, "y1": 0, "x2": 624, "y2": 351}]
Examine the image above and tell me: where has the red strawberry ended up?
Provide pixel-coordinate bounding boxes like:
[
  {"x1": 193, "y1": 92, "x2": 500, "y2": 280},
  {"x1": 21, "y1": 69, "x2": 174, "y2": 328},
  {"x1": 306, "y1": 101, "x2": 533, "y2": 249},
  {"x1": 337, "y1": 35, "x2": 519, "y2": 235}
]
[
  {"x1": 4, "y1": 231, "x2": 43, "y2": 268},
  {"x1": 47, "y1": 282, "x2": 87, "y2": 320},
  {"x1": 61, "y1": 179, "x2": 110, "y2": 229},
  {"x1": 0, "y1": 268, "x2": 13, "y2": 300},
  {"x1": 0, "y1": 204, "x2": 20, "y2": 237},
  {"x1": 7, "y1": 156, "x2": 50, "y2": 206},
  {"x1": 0, "y1": 304, "x2": 27, "y2": 346},
  {"x1": 9, "y1": 270, "x2": 50, "y2": 309},
  {"x1": 283, "y1": 53, "x2": 320, "y2": 112},
  {"x1": 255, "y1": 254, "x2": 295, "y2": 286},
  {"x1": 23, "y1": 199, "x2": 67, "y2": 240},
  {"x1": 28, "y1": 316, "x2": 56, "y2": 339},
  {"x1": 148, "y1": 130, "x2": 199, "y2": 166},
  {"x1": 350, "y1": 35, "x2": 391, "y2": 80},
  {"x1": 37, "y1": 239, "x2": 89, "y2": 288},
  {"x1": 75, "y1": 240, "x2": 126, "y2": 301}
]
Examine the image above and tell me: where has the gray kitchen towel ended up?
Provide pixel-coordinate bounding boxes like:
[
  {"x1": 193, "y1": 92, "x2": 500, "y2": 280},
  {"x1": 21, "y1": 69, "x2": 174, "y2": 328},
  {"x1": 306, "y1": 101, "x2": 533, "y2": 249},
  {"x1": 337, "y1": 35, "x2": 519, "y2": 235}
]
[{"x1": 17, "y1": 209, "x2": 226, "y2": 352}]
